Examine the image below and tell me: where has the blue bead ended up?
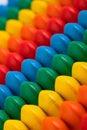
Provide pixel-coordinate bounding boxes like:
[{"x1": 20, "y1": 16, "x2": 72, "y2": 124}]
[
  {"x1": 6, "y1": 71, "x2": 28, "y2": 95},
  {"x1": 7, "y1": 0, "x2": 19, "y2": 7},
  {"x1": 36, "y1": 46, "x2": 57, "y2": 68},
  {"x1": 0, "y1": 85, "x2": 13, "y2": 109},
  {"x1": 78, "y1": 10, "x2": 87, "y2": 28},
  {"x1": 21, "y1": 59, "x2": 42, "y2": 82},
  {"x1": 50, "y1": 34, "x2": 71, "y2": 54},
  {"x1": 0, "y1": 5, "x2": 8, "y2": 17},
  {"x1": 64, "y1": 23, "x2": 85, "y2": 41}
]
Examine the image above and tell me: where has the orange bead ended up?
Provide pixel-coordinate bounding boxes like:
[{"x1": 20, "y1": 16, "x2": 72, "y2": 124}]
[
  {"x1": 0, "y1": 48, "x2": 10, "y2": 64},
  {"x1": 34, "y1": 15, "x2": 49, "y2": 30},
  {"x1": 8, "y1": 36, "x2": 22, "y2": 52},
  {"x1": 60, "y1": 101, "x2": 86, "y2": 130},
  {"x1": 46, "y1": 3, "x2": 62, "y2": 18},
  {"x1": 78, "y1": 85, "x2": 87, "y2": 108},
  {"x1": 60, "y1": 0, "x2": 73, "y2": 6},
  {"x1": 42, "y1": 117, "x2": 69, "y2": 130},
  {"x1": 21, "y1": 25, "x2": 37, "y2": 41}
]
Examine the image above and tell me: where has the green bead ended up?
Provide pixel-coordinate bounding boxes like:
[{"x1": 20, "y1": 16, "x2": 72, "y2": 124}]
[
  {"x1": 52, "y1": 54, "x2": 75, "y2": 76},
  {"x1": 7, "y1": 7, "x2": 19, "y2": 19},
  {"x1": 20, "y1": 81, "x2": 42, "y2": 105},
  {"x1": 83, "y1": 29, "x2": 87, "y2": 44},
  {"x1": 19, "y1": 0, "x2": 32, "y2": 9},
  {"x1": 4, "y1": 96, "x2": 26, "y2": 120},
  {"x1": 0, "y1": 17, "x2": 7, "y2": 30},
  {"x1": 0, "y1": 110, "x2": 10, "y2": 130},
  {"x1": 36, "y1": 68, "x2": 58, "y2": 90},
  {"x1": 68, "y1": 41, "x2": 87, "y2": 61}
]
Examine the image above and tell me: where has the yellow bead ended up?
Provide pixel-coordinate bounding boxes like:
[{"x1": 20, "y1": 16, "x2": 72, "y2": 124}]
[
  {"x1": 0, "y1": 31, "x2": 10, "y2": 48},
  {"x1": 4, "y1": 120, "x2": 29, "y2": 130},
  {"x1": 6, "y1": 20, "x2": 22, "y2": 36},
  {"x1": 18, "y1": 9, "x2": 35, "y2": 25},
  {"x1": 31, "y1": 1, "x2": 47, "y2": 14},
  {"x1": 33, "y1": 0, "x2": 58, "y2": 3},
  {"x1": 38, "y1": 90, "x2": 63, "y2": 117},
  {"x1": 21, "y1": 105, "x2": 46, "y2": 130},
  {"x1": 72, "y1": 62, "x2": 87, "y2": 84},
  {"x1": 55, "y1": 76, "x2": 80, "y2": 101}
]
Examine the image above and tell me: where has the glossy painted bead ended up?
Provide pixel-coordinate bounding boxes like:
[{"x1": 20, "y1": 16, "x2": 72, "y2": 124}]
[
  {"x1": 36, "y1": 46, "x2": 56, "y2": 67},
  {"x1": 0, "y1": 110, "x2": 10, "y2": 130},
  {"x1": 0, "y1": 48, "x2": 9, "y2": 64},
  {"x1": 19, "y1": 40, "x2": 37, "y2": 59},
  {"x1": 60, "y1": 0, "x2": 73, "y2": 6},
  {"x1": 78, "y1": 10, "x2": 87, "y2": 28},
  {"x1": 48, "y1": 18, "x2": 65, "y2": 34},
  {"x1": 0, "y1": 65, "x2": 9, "y2": 84},
  {"x1": 6, "y1": 71, "x2": 28, "y2": 95},
  {"x1": 19, "y1": 0, "x2": 32, "y2": 9},
  {"x1": 4, "y1": 96, "x2": 26, "y2": 119},
  {"x1": 43, "y1": 0, "x2": 58, "y2": 3},
  {"x1": 83, "y1": 29, "x2": 87, "y2": 43},
  {"x1": 0, "y1": 85, "x2": 13, "y2": 109},
  {"x1": 34, "y1": 30, "x2": 51, "y2": 46},
  {"x1": 20, "y1": 81, "x2": 42, "y2": 104},
  {"x1": 6, "y1": 52, "x2": 24, "y2": 71},
  {"x1": 61, "y1": 6, "x2": 78, "y2": 22},
  {"x1": 64, "y1": 23, "x2": 84, "y2": 41},
  {"x1": 0, "y1": 31, "x2": 10, "y2": 48},
  {"x1": 42, "y1": 117, "x2": 69, "y2": 130},
  {"x1": 7, "y1": 7, "x2": 19, "y2": 19},
  {"x1": 6, "y1": 20, "x2": 22, "y2": 36},
  {"x1": 0, "y1": 5, "x2": 8, "y2": 17},
  {"x1": 52, "y1": 54, "x2": 74, "y2": 75},
  {"x1": 46, "y1": 3, "x2": 62, "y2": 18},
  {"x1": 72, "y1": 62, "x2": 87, "y2": 84},
  {"x1": 81, "y1": 114, "x2": 87, "y2": 130},
  {"x1": 4, "y1": 120, "x2": 29, "y2": 130},
  {"x1": 21, "y1": 105, "x2": 46, "y2": 130},
  {"x1": 38, "y1": 90, "x2": 63, "y2": 117},
  {"x1": 21, "y1": 59, "x2": 42, "y2": 81},
  {"x1": 36, "y1": 67, "x2": 58, "y2": 90},
  {"x1": 60, "y1": 101, "x2": 86, "y2": 129},
  {"x1": 31, "y1": 1, "x2": 47, "y2": 14},
  {"x1": 50, "y1": 34, "x2": 71, "y2": 54},
  {"x1": 8, "y1": 0, "x2": 19, "y2": 7},
  {"x1": 68, "y1": 41, "x2": 87, "y2": 61},
  {"x1": 21, "y1": 25, "x2": 37, "y2": 41},
  {"x1": 74, "y1": 0, "x2": 87, "y2": 10},
  {"x1": 55, "y1": 76, "x2": 80, "y2": 101},
  {"x1": 34, "y1": 14, "x2": 49, "y2": 29},
  {"x1": 0, "y1": 17, "x2": 7, "y2": 30},
  {"x1": 78, "y1": 85, "x2": 87, "y2": 108},
  {"x1": 8, "y1": 36, "x2": 22, "y2": 52},
  {"x1": 18, "y1": 9, "x2": 35, "y2": 25}
]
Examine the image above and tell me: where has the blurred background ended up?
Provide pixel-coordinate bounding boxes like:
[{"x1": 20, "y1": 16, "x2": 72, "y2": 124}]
[{"x1": 0, "y1": 0, "x2": 8, "y2": 5}]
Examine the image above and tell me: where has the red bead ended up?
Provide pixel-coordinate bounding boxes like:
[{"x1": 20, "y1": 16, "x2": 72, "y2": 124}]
[
  {"x1": 6, "y1": 53, "x2": 24, "y2": 71},
  {"x1": 19, "y1": 40, "x2": 38, "y2": 59},
  {"x1": 81, "y1": 114, "x2": 87, "y2": 130},
  {"x1": 74, "y1": 0, "x2": 87, "y2": 10},
  {"x1": 0, "y1": 65, "x2": 9, "y2": 84},
  {"x1": 34, "y1": 30, "x2": 51, "y2": 46},
  {"x1": 48, "y1": 18, "x2": 65, "y2": 34},
  {"x1": 61, "y1": 6, "x2": 78, "y2": 22}
]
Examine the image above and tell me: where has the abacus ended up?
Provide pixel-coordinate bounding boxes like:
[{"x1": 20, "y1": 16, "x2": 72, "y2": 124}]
[{"x1": 0, "y1": 0, "x2": 87, "y2": 130}]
